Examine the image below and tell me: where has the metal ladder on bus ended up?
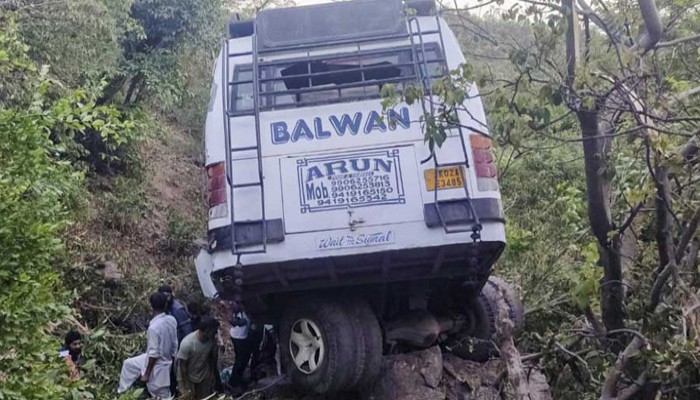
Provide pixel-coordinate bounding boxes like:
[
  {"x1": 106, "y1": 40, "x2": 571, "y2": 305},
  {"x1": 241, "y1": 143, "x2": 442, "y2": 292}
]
[
  {"x1": 221, "y1": 32, "x2": 268, "y2": 255},
  {"x1": 407, "y1": 15, "x2": 482, "y2": 241}
]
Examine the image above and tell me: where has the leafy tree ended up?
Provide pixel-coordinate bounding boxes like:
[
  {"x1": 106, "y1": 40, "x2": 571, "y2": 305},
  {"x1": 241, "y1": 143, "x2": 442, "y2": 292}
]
[
  {"x1": 0, "y1": 20, "x2": 86, "y2": 398},
  {"x1": 100, "y1": 0, "x2": 225, "y2": 107},
  {"x1": 387, "y1": 0, "x2": 700, "y2": 397},
  {"x1": 16, "y1": 0, "x2": 122, "y2": 89}
]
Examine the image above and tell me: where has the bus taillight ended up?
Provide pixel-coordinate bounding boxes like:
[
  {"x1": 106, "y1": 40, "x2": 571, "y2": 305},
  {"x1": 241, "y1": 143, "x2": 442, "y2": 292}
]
[
  {"x1": 207, "y1": 162, "x2": 227, "y2": 218},
  {"x1": 470, "y1": 135, "x2": 499, "y2": 191}
]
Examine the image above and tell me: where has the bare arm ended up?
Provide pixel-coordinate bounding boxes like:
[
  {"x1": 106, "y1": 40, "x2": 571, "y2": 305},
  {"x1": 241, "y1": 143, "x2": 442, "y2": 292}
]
[
  {"x1": 177, "y1": 357, "x2": 192, "y2": 391},
  {"x1": 142, "y1": 356, "x2": 157, "y2": 382}
]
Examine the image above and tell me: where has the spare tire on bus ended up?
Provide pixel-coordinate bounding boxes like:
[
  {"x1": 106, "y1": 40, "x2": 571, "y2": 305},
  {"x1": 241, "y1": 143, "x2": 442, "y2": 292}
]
[
  {"x1": 445, "y1": 276, "x2": 524, "y2": 362},
  {"x1": 278, "y1": 296, "x2": 360, "y2": 394}
]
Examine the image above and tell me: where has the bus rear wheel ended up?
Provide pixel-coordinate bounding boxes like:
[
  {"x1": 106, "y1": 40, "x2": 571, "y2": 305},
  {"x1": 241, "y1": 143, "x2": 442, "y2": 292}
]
[
  {"x1": 279, "y1": 296, "x2": 359, "y2": 394},
  {"x1": 343, "y1": 298, "x2": 383, "y2": 389}
]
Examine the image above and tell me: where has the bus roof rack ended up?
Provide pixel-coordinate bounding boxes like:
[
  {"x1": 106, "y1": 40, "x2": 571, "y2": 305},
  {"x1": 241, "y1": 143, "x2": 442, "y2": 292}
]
[
  {"x1": 405, "y1": 0, "x2": 437, "y2": 16},
  {"x1": 229, "y1": 19, "x2": 254, "y2": 38},
  {"x1": 256, "y1": 0, "x2": 406, "y2": 51}
]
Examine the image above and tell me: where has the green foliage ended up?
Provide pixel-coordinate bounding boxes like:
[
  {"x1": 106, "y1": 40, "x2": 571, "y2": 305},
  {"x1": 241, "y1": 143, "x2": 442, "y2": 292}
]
[
  {"x1": 99, "y1": 175, "x2": 149, "y2": 234},
  {"x1": 441, "y1": 3, "x2": 700, "y2": 397},
  {"x1": 0, "y1": 20, "x2": 102, "y2": 398},
  {"x1": 82, "y1": 330, "x2": 145, "y2": 396},
  {"x1": 0, "y1": 100, "x2": 84, "y2": 399},
  {"x1": 45, "y1": 87, "x2": 143, "y2": 174},
  {"x1": 0, "y1": 14, "x2": 155, "y2": 398},
  {"x1": 17, "y1": 0, "x2": 122, "y2": 88},
  {"x1": 0, "y1": 16, "x2": 36, "y2": 107},
  {"x1": 164, "y1": 209, "x2": 200, "y2": 257},
  {"x1": 106, "y1": 0, "x2": 225, "y2": 109}
]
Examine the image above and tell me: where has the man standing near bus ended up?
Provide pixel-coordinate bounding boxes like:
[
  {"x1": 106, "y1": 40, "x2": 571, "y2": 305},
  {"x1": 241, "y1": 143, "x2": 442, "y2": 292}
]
[
  {"x1": 158, "y1": 285, "x2": 193, "y2": 342},
  {"x1": 177, "y1": 317, "x2": 221, "y2": 399},
  {"x1": 118, "y1": 292, "x2": 178, "y2": 398}
]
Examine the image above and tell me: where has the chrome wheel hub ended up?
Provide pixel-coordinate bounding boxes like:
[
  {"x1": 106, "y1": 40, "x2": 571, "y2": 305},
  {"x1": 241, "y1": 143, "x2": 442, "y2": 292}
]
[{"x1": 289, "y1": 318, "x2": 325, "y2": 374}]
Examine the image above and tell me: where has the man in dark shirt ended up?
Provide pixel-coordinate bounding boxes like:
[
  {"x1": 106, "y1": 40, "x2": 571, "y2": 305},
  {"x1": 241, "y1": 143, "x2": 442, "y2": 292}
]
[
  {"x1": 158, "y1": 285, "x2": 193, "y2": 343},
  {"x1": 187, "y1": 301, "x2": 211, "y2": 332},
  {"x1": 159, "y1": 284, "x2": 194, "y2": 396}
]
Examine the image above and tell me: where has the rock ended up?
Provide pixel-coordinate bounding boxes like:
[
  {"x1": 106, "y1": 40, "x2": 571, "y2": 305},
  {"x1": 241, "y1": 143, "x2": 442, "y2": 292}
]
[
  {"x1": 362, "y1": 346, "x2": 445, "y2": 400},
  {"x1": 509, "y1": 367, "x2": 553, "y2": 400},
  {"x1": 443, "y1": 353, "x2": 503, "y2": 388},
  {"x1": 420, "y1": 346, "x2": 443, "y2": 388},
  {"x1": 102, "y1": 261, "x2": 123, "y2": 280},
  {"x1": 471, "y1": 386, "x2": 501, "y2": 399},
  {"x1": 252, "y1": 374, "x2": 299, "y2": 399},
  {"x1": 259, "y1": 348, "x2": 552, "y2": 400},
  {"x1": 443, "y1": 353, "x2": 526, "y2": 400},
  {"x1": 94, "y1": 260, "x2": 123, "y2": 282},
  {"x1": 442, "y1": 352, "x2": 553, "y2": 400}
]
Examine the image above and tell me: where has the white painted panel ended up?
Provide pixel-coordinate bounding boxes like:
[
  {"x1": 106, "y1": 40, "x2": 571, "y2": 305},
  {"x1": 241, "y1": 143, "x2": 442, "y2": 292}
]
[
  {"x1": 280, "y1": 145, "x2": 424, "y2": 233},
  {"x1": 210, "y1": 220, "x2": 506, "y2": 269}
]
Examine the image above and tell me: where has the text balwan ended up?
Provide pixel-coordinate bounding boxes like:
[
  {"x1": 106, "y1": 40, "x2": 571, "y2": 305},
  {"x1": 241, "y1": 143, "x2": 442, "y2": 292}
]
[{"x1": 270, "y1": 107, "x2": 410, "y2": 144}]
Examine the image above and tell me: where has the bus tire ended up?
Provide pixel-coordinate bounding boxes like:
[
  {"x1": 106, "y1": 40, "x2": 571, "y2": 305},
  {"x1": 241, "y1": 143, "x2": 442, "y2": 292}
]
[
  {"x1": 279, "y1": 297, "x2": 358, "y2": 394},
  {"x1": 446, "y1": 276, "x2": 524, "y2": 362},
  {"x1": 482, "y1": 276, "x2": 524, "y2": 335},
  {"x1": 446, "y1": 294, "x2": 497, "y2": 362},
  {"x1": 343, "y1": 298, "x2": 383, "y2": 389}
]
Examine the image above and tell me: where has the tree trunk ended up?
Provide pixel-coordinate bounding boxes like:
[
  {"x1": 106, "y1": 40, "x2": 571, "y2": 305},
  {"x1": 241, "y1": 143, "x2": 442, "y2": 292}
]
[
  {"x1": 654, "y1": 166, "x2": 672, "y2": 274},
  {"x1": 124, "y1": 73, "x2": 144, "y2": 105},
  {"x1": 578, "y1": 110, "x2": 626, "y2": 335},
  {"x1": 96, "y1": 75, "x2": 127, "y2": 106}
]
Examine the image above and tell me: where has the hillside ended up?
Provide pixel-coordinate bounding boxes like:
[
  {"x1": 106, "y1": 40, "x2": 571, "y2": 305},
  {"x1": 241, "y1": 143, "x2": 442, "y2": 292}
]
[{"x1": 1, "y1": 0, "x2": 700, "y2": 399}]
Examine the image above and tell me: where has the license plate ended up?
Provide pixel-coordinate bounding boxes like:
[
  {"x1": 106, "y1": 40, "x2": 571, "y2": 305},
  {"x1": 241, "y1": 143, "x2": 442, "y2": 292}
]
[{"x1": 424, "y1": 166, "x2": 465, "y2": 191}]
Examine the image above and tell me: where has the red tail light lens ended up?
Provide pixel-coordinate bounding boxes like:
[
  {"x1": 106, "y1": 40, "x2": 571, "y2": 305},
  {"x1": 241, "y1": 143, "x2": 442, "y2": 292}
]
[
  {"x1": 207, "y1": 162, "x2": 227, "y2": 208},
  {"x1": 470, "y1": 135, "x2": 499, "y2": 190}
]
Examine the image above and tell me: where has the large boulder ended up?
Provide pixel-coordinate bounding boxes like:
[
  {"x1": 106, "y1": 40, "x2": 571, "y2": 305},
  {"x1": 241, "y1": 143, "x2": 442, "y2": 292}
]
[
  {"x1": 362, "y1": 346, "x2": 445, "y2": 400},
  {"x1": 250, "y1": 346, "x2": 552, "y2": 400},
  {"x1": 442, "y1": 353, "x2": 502, "y2": 398},
  {"x1": 361, "y1": 347, "x2": 552, "y2": 400}
]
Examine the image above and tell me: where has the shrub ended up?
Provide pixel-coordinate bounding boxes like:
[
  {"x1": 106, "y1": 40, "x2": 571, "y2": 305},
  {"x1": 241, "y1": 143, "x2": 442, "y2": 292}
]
[
  {"x1": 165, "y1": 209, "x2": 200, "y2": 257},
  {"x1": 0, "y1": 107, "x2": 84, "y2": 399}
]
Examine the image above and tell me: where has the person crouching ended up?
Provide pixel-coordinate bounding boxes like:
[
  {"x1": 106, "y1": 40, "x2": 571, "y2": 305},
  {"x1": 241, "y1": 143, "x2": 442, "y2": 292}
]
[{"x1": 59, "y1": 331, "x2": 83, "y2": 381}]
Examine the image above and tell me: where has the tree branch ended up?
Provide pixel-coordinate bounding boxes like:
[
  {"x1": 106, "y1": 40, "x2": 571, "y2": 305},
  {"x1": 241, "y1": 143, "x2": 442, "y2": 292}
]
[
  {"x1": 675, "y1": 207, "x2": 700, "y2": 264},
  {"x1": 654, "y1": 166, "x2": 674, "y2": 270},
  {"x1": 519, "y1": 0, "x2": 565, "y2": 12},
  {"x1": 618, "y1": 370, "x2": 648, "y2": 400},
  {"x1": 600, "y1": 336, "x2": 645, "y2": 400},
  {"x1": 636, "y1": 0, "x2": 663, "y2": 53},
  {"x1": 668, "y1": 85, "x2": 700, "y2": 108},
  {"x1": 656, "y1": 33, "x2": 700, "y2": 49},
  {"x1": 681, "y1": 137, "x2": 699, "y2": 165},
  {"x1": 649, "y1": 260, "x2": 675, "y2": 311},
  {"x1": 576, "y1": 0, "x2": 624, "y2": 45}
]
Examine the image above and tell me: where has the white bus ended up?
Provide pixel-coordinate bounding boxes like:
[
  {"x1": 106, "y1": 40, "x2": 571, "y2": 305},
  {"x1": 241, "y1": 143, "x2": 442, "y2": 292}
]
[{"x1": 196, "y1": 0, "x2": 520, "y2": 393}]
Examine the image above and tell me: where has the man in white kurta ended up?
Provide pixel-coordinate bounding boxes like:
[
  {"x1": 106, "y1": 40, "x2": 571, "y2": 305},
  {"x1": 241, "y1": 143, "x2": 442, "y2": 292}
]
[{"x1": 118, "y1": 292, "x2": 178, "y2": 399}]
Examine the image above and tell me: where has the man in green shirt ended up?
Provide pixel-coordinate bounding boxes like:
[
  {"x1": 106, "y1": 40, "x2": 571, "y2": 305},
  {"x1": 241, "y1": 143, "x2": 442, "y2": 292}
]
[{"x1": 176, "y1": 316, "x2": 221, "y2": 399}]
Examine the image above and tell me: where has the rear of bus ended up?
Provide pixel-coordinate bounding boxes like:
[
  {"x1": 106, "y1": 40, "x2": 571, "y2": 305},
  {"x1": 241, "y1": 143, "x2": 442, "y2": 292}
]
[{"x1": 196, "y1": 0, "x2": 506, "y2": 302}]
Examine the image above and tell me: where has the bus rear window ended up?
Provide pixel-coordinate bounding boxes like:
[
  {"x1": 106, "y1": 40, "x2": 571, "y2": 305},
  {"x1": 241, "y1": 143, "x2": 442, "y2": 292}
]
[{"x1": 230, "y1": 43, "x2": 444, "y2": 113}]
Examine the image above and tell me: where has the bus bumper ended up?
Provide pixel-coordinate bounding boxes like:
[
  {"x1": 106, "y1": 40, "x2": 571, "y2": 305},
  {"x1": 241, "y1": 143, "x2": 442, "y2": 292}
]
[{"x1": 195, "y1": 249, "x2": 217, "y2": 298}]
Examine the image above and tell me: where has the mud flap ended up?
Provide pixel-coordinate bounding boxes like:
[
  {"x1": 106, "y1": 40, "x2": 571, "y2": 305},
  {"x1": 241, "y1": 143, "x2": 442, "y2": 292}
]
[{"x1": 195, "y1": 249, "x2": 217, "y2": 298}]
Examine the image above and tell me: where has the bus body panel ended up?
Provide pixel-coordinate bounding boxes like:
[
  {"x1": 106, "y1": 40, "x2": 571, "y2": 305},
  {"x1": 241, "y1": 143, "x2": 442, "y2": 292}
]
[{"x1": 197, "y1": 11, "x2": 505, "y2": 298}]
